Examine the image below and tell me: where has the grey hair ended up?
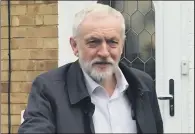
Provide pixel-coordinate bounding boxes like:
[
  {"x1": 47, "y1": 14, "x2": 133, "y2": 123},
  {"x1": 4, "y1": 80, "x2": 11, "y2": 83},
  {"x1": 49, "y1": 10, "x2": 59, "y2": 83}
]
[{"x1": 72, "y1": 3, "x2": 126, "y2": 39}]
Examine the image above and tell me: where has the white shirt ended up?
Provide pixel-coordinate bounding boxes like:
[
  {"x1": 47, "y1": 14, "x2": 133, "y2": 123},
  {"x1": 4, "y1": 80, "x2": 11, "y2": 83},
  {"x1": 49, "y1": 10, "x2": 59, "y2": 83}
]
[{"x1": 82, "y1": 67, "x2": 137, "y2": 133}]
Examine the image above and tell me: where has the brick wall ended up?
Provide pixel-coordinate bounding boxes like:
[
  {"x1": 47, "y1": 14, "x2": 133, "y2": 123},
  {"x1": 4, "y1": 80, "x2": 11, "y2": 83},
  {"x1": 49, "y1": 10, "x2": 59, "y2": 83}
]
[{"x1": 1, "y1": 1, "x2": 58, "y2": 133}]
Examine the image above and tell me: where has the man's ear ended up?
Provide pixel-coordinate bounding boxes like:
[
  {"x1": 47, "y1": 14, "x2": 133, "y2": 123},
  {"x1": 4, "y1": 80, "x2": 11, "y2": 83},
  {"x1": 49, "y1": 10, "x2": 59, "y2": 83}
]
[
  {"x1": 70, "y1": 37, "x2": 79, "y2": 57},
  {"x1": 120, "y1": 38, "x2": 126, "y2": 55}
]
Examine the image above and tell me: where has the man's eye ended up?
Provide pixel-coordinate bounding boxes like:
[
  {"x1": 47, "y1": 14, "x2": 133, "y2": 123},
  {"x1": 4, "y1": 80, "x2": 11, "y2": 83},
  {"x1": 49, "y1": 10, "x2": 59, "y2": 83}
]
[
  {"x1": 107, "y1": 40, "x2": 117, "y2": 43},
  {"x1": 87, "y1": 40, "x2": 100, "y2": 47},
  {"x1": 107, "y1": 40, "x2": 118, "y2": 46},
  {"x1": 89, "y1": 40, "x2": 96, "y2": 43}
]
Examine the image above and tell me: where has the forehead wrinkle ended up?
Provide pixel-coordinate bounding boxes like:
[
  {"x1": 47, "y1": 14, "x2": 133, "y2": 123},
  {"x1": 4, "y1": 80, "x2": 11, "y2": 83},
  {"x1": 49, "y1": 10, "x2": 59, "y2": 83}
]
[
  {"x1": 84, "y1": 29, "x2": 120, "y2": 39},
  {"x1": 78, "y1": 15, "x2": 122, "y2": 36}
]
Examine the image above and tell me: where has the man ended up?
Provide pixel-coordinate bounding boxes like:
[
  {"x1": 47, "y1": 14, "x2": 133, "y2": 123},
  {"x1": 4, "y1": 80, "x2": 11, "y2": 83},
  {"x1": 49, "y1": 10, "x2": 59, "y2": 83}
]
[{"x1": 18, "y1": 3, "x2": 163, "y2": 133}]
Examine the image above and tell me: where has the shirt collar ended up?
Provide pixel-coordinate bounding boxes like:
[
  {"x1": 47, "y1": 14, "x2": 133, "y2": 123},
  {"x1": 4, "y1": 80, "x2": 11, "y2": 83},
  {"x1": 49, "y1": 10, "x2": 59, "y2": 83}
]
[
  {"x1": 82, "y1": 66, "x2": 129, "y2": 96},
  {"x1": 82, "y1": 69, "x2": 100, "y2": 96},
  {"x1": 115, "y1": 66, "x2": 129, "y2": 93}
]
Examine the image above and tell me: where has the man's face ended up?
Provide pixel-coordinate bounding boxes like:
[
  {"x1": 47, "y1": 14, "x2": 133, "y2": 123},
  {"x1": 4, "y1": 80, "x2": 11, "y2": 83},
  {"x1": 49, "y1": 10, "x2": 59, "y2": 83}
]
[{"x1": 70, "y1": 13, "x2": 124, "y2": 83}]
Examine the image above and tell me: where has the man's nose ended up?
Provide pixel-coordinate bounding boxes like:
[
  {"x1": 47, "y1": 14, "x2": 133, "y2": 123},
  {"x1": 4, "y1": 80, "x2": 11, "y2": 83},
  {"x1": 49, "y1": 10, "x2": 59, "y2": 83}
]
[{"x1": 97, "y1": 42, "x2": 110, "y2": 58}]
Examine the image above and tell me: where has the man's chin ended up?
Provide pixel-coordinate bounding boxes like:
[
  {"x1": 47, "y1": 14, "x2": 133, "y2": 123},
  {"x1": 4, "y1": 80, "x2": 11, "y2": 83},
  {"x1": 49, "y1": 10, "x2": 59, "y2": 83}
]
[
  {"x1": 90, "y1": 67, "x2": 114, "y2": 77},
  {"x1": 93, "y1": 63, "x2": 113, "y2": 69}
]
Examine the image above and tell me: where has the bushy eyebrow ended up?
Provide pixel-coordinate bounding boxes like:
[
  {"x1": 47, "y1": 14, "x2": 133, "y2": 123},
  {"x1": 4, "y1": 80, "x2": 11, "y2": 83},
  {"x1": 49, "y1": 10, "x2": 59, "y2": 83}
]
[
  {"x1": 85, "y1": 36, "x2": 119, "y2": 41},
  {"x1": 106, "y1": 37, "x2": 119, "y2": 41},
  {"x1": 85, "y1": 36, "x2": 100, "y2": 41}
]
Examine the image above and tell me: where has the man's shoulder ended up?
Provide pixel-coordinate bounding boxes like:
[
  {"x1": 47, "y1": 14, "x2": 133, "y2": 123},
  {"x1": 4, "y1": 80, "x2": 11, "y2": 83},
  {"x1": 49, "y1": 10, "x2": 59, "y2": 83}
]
[
  {"x1": 119, "y1": 61, "x2": 153, "y2": 82},
  {"x1": 130, "y1": 67, "x2": 153, "y2": 82},
  {"x1": 35, "y1": 62, "x2": 73, "y2": 82},
  {"x1": 129, "y1": 67, "x2": 154, "y2": 91}
]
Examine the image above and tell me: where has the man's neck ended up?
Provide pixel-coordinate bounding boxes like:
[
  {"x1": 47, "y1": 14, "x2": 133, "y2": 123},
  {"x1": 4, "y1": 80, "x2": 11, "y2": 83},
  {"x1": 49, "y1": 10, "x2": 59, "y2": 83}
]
[{"x1": 100, "y1": 74, "x2": 117, "y2": 97}]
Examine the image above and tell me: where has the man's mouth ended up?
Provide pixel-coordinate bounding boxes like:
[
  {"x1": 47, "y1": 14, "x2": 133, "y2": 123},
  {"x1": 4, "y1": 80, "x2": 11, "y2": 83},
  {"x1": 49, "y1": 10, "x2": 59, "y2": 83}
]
[
  {"x1": 93, "y1": 61, "x2": 112, "y2": 65},
  {"x1": 93, "y1": 62, "x2": 112, "y2": 68}
]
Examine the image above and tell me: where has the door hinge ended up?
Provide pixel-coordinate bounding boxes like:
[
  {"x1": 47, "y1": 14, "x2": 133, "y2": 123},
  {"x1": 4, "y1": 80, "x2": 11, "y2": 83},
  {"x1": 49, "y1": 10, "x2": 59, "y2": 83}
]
[{"x1": 181, "y1": 60, "x2": 189, "y2": 75}]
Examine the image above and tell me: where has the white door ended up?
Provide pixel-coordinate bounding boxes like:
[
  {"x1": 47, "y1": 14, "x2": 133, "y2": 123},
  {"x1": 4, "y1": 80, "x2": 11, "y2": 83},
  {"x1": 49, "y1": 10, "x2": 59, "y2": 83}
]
[
  {"x1": 156, "y1": 1, "x2": 183, "y2": 133},
  {"x1": 58, "y1": 1, "x2": 186, "y2": 133}
]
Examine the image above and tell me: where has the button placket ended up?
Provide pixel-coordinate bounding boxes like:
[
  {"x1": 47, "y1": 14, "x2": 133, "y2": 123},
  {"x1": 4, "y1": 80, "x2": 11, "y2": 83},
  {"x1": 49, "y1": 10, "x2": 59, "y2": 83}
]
[{"x1": 108, "y1": 98, "x2": 121, "y2": 133}]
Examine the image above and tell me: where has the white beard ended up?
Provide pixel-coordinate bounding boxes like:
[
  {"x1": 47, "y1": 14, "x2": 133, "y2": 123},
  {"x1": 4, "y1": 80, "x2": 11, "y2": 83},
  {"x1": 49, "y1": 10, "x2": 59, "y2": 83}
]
[
  {"x1": 79, "y1": 56, "x2": 119, "y2": 84},
  {"x1": 88, "y1": 64, "x2": 114, "y2": 83}
]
